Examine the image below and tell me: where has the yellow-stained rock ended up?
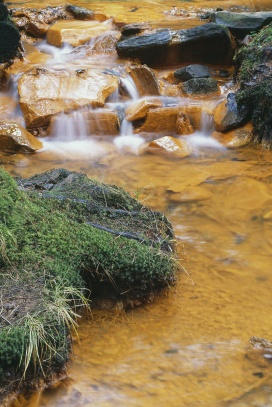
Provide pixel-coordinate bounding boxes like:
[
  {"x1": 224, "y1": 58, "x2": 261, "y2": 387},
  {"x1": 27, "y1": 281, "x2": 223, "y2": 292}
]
[
  {"x1": 148, "y1": 136, "x2": 191, "y2": 158},
  {"x1": 137, "y1": 107, "x2": 179, "y2": 133},
  {"x1": 125, "y1": 98, "x2": 162, "y2": 122},
  {"x1": 49, "y1": 109, "x2": 120, "y2": 136},
  {"x1": 137, "y1": 106, "x2": 200, "y2": 133},
  {"x1": 212, "y1": 123, "x2": 253, "y2": 148},
  {"x1": 176, "y1": 113, "x2": 194, "y2": 135},
  {"x1": 0, "y1": 120, "x2": 43, "y2": 153},
  {"x1": 179, "y1": 105, "x2": 202, "y2": 130},
  {"x1": 47, "y1": 20, "x2": 115, "y2": 47},
  {"x1": 127, "y1": 65, "x2": 160, "y2": 97},
  {"x1": 18, "y1": 68, "x2": 118, "y2": 128},
  {"x1": 26, "y1": 21, "x2": 49, "y2": 38},
  {"x1": 168, "y1": 186, "x2": 212, "y2": 203}
]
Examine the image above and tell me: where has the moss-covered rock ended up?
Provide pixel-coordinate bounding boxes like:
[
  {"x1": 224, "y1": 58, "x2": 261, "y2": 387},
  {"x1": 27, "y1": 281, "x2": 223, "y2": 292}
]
[
  {"x1": 0, "y1": 167, "x2": 177, "y2": 403},
  {"x1": 235, "y1": 23, "x2": 272, "y2": 147}
]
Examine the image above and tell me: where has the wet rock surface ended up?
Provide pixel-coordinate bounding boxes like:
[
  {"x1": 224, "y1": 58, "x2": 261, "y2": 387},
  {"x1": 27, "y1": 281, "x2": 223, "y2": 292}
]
[
  {"x1": 117, "y1": 23, "x2": 235, "y2": 67},
  {"x1": 214, "y1": 93, "x2": 249, "y2": 132},
  {"x1": 182, "y1": 77, "x2": 218, "y2": 95},
  {"x1": 210, "y1": 11, "x2": 272, "y2": 39},
  {"x1": 235, "y1": 23, "x2": 272, "y2": 146},
  {"x1": 18, "y1": 68, "x2": 118, "y2": 128},
  {"x1": 47, "y1": 19, "x2": 115, "y2": 47},
  {"x1": 174, "y1": 64, "x2": 211, "y2": 81},
  {"x1": 0, "y1": 120, "x2": 43, "y2": 152}
]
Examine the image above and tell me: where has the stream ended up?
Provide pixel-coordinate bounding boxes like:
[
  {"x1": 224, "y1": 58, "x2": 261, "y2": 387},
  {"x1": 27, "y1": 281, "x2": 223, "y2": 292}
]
[{"x1": 3, "y1": 0, "x2": 272, "y2": 406}]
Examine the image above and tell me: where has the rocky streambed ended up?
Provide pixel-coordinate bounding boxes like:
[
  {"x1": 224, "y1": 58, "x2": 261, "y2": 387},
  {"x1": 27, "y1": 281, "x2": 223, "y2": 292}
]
[{"x1": 1, "y1": 1, "x2": 272, "y2": 406}]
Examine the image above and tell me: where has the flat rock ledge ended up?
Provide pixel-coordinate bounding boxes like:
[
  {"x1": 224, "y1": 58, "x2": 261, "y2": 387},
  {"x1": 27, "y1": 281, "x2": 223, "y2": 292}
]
[{"x1": 0, "y1": 168, "x2": 177, "y2": 404}]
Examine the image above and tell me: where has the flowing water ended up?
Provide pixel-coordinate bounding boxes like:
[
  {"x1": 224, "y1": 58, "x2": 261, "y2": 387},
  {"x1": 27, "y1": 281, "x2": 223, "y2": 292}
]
[{"x1": 4, "y1": 0, "x2": 272, "y2": 406}]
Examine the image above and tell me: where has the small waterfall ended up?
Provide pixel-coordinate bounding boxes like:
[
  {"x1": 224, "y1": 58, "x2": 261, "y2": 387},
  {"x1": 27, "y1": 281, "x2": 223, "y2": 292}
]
[
  {"x1": 0, "y1": 74, "x2": 25, "y2": 123},
  {"x1": 120, "y1": 75, "x2": 139, "y2": 100},
  {"x1": 200, "y1": 110, "x2": 215, "y2": 136},
  {"x1": 50, "y1": 110, "x2": 89, "y2": 141}
]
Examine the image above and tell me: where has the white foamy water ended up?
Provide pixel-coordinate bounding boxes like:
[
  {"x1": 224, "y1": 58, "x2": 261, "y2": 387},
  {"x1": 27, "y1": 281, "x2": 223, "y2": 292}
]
[
  {"x1": 114, "y1": 135, "x2": 145, "y2": 154},
  {"x1": 185, "y1": 133, "x2": 226, "y2": 150},
  {"x1": 50, "y1": 110, "x2": 89, "y2": 141},
  {"x1": 37, "y1": 41, "x2": 74, "y2": 59},
  {"x1": 40, "y1": 138, "x2": 107, "y2": 160},
  {"x1": 120, "y1": 76, "x2": 139, "y2": 100}
]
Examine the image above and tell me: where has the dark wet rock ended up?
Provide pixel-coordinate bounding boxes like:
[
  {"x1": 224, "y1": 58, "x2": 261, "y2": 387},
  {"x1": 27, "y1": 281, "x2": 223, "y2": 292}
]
[
  {"x1": 117, "y1": 23, "x2": 235, "y2": 67},
  {"x1": 66, "y1": 4, "x2": 95, "y2": 20},
  {"x1": 121, "y1": 23, "x2": 150, "y2": 38},
  {"x1": 66, "y1": 4, "x2": 107, "y2": 22},
  {"x1": 235, "y1": 23, "x2": 272, "y2": 147},
  {"x1": 174, "y1": 64, "x2": 211, "y2": 81},
  {"x1": 0, "y1": 3, "x2": 8, "y2": 21},
  {"x1": 0, "y1": 4, "x2": 20, "y2": 63},
  {"x1": 210, "y1": 11, "x2": 272, "y2": 39},
  {"x1": 214, "y1": 93, "x2": 249, "y2": 132},
  {"x1": 182, "y1": 77, "x2": 218, "y2": 95},
  {"x1": 128, "y1": 65, "x2": 160, "y2": 96}
]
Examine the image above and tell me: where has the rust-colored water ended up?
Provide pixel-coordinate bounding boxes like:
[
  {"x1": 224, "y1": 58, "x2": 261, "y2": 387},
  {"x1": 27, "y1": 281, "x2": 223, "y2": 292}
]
[
  {"x1": 5, "y1": 0, "x2": 272, "y2": 406},
  {"x1": 6, "y1": 146, "x2": 272, "y2": 407}
]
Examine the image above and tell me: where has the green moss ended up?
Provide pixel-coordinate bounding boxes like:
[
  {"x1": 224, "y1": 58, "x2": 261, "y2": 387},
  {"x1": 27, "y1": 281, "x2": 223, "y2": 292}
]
[
  {"x1": 0, "y1": 167, "x2": 177, "y2": 397},
  {"x1": 234, "y1": 23, "x2": 272, "y2": 146}
]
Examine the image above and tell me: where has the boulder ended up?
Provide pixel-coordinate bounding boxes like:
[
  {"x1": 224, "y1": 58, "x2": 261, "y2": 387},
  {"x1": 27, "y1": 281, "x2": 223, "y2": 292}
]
[
  {"x1": 116, "y1": 23, "x2": 235, "y2": 67},
  {"x1": 125, "y1": 98, "x2": 162, "y2": 122},
  {"x1": 127, "y1": 65, "x2": 160, "y2": 96},
  {"x1": 49, "y1": 109, "x2": 120, "y2": 136},
  {"x1": 174, "y1": 64, "x2": 211, "y2": 81},
  {"x1": 148, "y1": 136, "x2": 191, "y2": 158},
  {"x1": 235, "y1": 23, "x2": 272, "y2": 147},
  {"x1": 210, "y1": 11, "x2": 272, "y2": 39},
  {"x1": 214, "y1": 93, "x2": 249, "y2": 132},
  {"x1": 168, "y1": 186, "x2": 212, "y2": 203},
  {"x1": 47, "y1": 19, "x2": 114, "y2": 47},
  {"x1": 212, "y1": 123, "x2": 253, "y2": 148},
  {"x1": 182, "y1": 78, "x2": 218, "y2": 95},
  {"x1": 0, "y1": 120, "x2": 43, "y2": 153},
  {"x1": 18, "y1": 68, "x2": 118, "y2": 128}
]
